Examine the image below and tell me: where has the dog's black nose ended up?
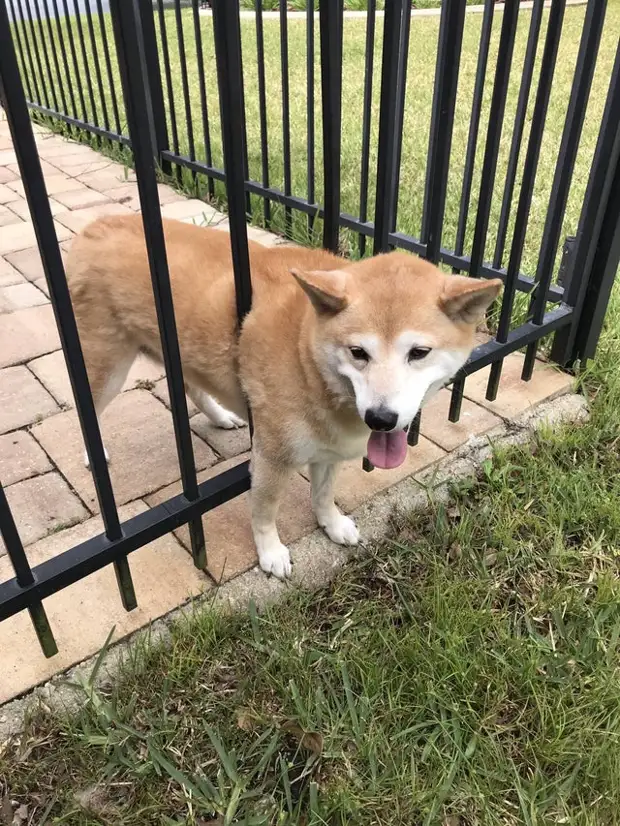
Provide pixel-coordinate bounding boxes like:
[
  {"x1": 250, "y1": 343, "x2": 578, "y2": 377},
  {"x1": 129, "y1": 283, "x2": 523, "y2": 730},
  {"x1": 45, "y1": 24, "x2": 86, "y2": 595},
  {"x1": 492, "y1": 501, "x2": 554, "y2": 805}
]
[{"x1": 365, "y1": 407, "x2": 398, "y2": 432}]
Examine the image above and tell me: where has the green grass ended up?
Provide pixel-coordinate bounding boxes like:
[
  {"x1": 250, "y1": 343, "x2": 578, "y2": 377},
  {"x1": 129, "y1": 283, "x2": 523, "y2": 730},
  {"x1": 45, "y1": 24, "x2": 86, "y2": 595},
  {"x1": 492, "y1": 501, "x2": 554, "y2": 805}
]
[
  {"x1": 17, "y1": 2, "x2": 620, "y2": 277},
  {"x1": 3, "y1": 300, "x2": 620, "y2": 824}
]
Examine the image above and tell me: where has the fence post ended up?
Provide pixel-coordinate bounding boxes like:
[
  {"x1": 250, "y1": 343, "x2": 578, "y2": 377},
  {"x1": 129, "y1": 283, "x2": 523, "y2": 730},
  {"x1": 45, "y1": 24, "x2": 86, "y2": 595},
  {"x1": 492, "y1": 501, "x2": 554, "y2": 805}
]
[
  {"x1": 550, "y1": 40, "x2": 620, "y2": 367},
  {"x1": 134, "y1": 0, "x2": 171, "y2": 175},
  {"x1": 110, "y1": 0, "x2": 207, "y2": 569},
  {"x1": 319, "y1": 0, "x2": 343, "y2": 253},
  {"x1": 211, "y1": 0, "x2": 253, "y2": 324},
  {"x1": 420, "y1": 0, "x2": 466, "y2": 263},
  {"x1": 373, "y1": 0, "x2": 405, "y2": 254}
]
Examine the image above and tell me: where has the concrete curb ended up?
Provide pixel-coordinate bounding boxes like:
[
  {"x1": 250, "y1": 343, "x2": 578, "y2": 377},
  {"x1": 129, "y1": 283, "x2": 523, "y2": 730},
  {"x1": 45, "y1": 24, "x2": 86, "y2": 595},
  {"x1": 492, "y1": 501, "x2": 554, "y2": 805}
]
[
  {"x1": 0, "y1": 390, "x2": 589, "y2": 742},
  {"x1": 199, "y1": 1, "x2": 587, "y2": 21}
]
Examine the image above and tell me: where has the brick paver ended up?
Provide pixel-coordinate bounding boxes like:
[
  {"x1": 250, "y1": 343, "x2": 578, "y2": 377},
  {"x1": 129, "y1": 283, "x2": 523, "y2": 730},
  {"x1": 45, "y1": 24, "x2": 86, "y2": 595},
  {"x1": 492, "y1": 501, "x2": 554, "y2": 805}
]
[
  {"x1": 55, "y1": 202, "x2": 134, "y2": 234},
  {"x1": 0, "y1": 472, "x2": 88, "y2": 550},
  {"x1": 0, "y1": 257, "x2": 23, "y2": 288},
  {"x1": 0, "y1": 304, "x2": 60, "y2": 367},
  {"x1": 0, "y1": 219, "x2": 72, "y2": 256},
  {"x1": 0, "y1": 365, "x2": 58, "y2": 433},
  {"x1": 4, "y1": 246, "x2": 66, "y2": 281},
  {"x1": 0, "y1": 430, "x2": 52, "y2": 487},
  {"x1": 0, "y1": 205, "x2": 22, "y2": 228},
  {"x1": 0, "y1": 282, "x2": 48, "y2": 311}
]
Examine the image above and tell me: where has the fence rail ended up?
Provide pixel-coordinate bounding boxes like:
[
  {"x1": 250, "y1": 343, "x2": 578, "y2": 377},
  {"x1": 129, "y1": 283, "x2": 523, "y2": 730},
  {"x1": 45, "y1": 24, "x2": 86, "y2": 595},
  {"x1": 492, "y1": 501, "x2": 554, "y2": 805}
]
[{"x1": 1, "y1": 0, "x2": 620, "y2": 655}]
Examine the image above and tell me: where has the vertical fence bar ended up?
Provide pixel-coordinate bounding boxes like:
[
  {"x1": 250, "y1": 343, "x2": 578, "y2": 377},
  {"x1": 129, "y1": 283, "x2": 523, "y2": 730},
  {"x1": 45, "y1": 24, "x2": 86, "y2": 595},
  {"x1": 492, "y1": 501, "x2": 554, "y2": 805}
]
[
  {"x1": 174, "y1": 0, "x2": 196, "y2": 167},
  {"x1": 493, "y1": 0, "x2": 544, "y2": 269},
  {"x1": 192, "y1": 0, "x2": 215, "y2": 198},
  {"x1": 84, "y1": 0, "x2": 110, "y2": 131},
  {"x1": 211, "y1": 0, "x2": 253, "y2": 323},
  {"x1": 40, "y1": 0, "x2": 68, "y2": 117},
  {"x1": 572, "y1": 161, "x2": 620, "y2": 364},
  {"x1": 306, "y1": 0, "x2": 315, "y2": 239},
  {"x1": 17, "y1": 0, "x2": 50, "y2": 108},
  {"x1": 453, "y1": 0, "x2": 494, "y2": 267},
  {"x1": 61, "y1": 0, "x2": 89, "y2": 123},
  {"x1": 420, "y1": 0, "x2": 467, "y2": 264},
  {"x1": 72, "y1": 0, "x2": 99, "y2": 129},
  {"x1": 373, "y1": 0, "x2": 405, "y2": 255},
  {"x1": 157, "y1": 0, "x2": 181, "y2": 177},
  {"x1": 136, "y1": 0, "x2": 171, "y2": 175},
  {"x1": 6, "y1": 0, "x2": 35, "y2": 102},
  {"x1": 96, "y1": 0, "x2": 122, "y2": 136},
  {"x1": 50, "y1": 0, "x2": 79, "y2": 122},
  {"x1": 0, "y1": 4, "x2": 137, "y2": 612},
  {"x1": 389, "y1": 1, "x2": 412, "y2": 243},
  {"x1": 551, "y1": 41, "x2": 620, "y2": 367},
  {"x1": 255, "y1": 0, "x2": 271, "y2": 224},
  {"x1": 468, "y1": 0, "x2": 520, "y2": 275},
  {"x1": 486, "y1": 0, "x2": 565, "y2": 401},
  {"x1": 0, "y1": 484, "x2": 57, "y2": 657},
  {"x1": 110, "y1": 0, "x2": 206, "y2": 570},
  {"x1": 358, "y1": 0, "x2": 376, "y2": 257},
  {"x1": 32, "y1": 0, "x2": 59, "y2": 112},
  {"x1": 522, "y1": 0, "x2": 607, "y2": 380},
  {"x1": 407, "y1": 410, "x2": 421, "y2": 447},
  {"x1": 319, "y1": 0, "x2": 342, "y2": 253},
  {"x1": 280, "y1": 0, "x2": 292, "y2": 236},
  {"x1": 235, "y1": 7, "x2": 252, "y2": 218}
]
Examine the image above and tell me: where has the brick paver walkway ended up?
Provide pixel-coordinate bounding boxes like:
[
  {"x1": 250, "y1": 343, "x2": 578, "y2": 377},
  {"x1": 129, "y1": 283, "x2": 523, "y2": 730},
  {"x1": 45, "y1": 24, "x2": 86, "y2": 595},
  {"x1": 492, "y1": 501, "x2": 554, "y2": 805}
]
[{"x1": 0, "y1": 118, "x2": 573, "y2": 704}]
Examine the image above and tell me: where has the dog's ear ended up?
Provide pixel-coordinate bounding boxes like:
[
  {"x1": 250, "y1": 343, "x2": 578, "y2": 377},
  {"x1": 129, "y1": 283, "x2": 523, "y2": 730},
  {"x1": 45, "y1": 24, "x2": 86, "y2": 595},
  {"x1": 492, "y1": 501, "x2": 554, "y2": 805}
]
[
  {"x1": 291, "y1": 268, "x2": 349, "y2": 314},
  {"x1": 440, "y1": 276, "x2": 503, "y2": 324}
]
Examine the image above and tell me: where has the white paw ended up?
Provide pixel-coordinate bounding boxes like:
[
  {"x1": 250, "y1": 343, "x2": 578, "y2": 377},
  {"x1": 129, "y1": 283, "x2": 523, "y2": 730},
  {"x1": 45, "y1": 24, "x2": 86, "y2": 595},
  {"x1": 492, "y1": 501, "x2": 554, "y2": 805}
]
[
  {"x1": 321, "y1": 513, "x2": 360, "y2": 546},
  {"x1": 84, "y1": 445, "x2": 110, "y2": 470},
  {"x1": 258, "y1": 540, "x2": 292, "y2": 579},
  {"x1": 210, "y1": 410, "x2": 246, "y2": 430}
]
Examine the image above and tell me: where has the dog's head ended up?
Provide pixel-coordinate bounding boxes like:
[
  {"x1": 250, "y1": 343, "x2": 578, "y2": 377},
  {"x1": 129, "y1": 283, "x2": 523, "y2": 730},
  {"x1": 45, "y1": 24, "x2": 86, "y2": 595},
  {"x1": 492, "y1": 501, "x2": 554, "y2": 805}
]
[{"x1": 292, "y1": 252, "x2": 502, "y2": 468}]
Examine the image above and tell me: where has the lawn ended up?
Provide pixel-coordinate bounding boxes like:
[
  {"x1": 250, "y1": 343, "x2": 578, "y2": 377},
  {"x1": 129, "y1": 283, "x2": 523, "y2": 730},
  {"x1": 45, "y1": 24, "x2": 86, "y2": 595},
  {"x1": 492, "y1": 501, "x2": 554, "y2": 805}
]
[
  {"x1": 2, "y1": 292, "x2": 620, "y2": 824},
  {"x1": 15, "y1": 2, "x2": 620, "y2": 279}
]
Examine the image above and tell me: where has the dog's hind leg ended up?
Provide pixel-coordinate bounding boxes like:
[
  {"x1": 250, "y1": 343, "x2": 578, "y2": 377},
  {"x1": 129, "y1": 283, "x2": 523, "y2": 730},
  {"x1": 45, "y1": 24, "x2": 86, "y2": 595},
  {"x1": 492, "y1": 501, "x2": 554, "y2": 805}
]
[
  {"x1": 80, "y1": 339, "x2": 138, "y2": 469},
  {"x1": 186, "y1": 385, "x2": 246, "y2": 430}
]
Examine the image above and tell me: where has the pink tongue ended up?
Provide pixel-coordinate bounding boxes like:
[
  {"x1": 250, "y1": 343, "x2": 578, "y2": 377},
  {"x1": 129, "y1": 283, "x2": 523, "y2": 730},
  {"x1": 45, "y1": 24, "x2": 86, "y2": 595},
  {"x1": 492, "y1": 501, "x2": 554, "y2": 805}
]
[{"x1": 367, "y1": 429, "x2": 408, "y2": 469}]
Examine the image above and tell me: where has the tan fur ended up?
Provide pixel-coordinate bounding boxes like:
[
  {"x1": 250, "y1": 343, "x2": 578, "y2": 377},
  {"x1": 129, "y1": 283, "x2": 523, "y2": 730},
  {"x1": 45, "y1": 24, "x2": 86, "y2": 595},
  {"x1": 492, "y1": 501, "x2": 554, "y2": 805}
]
[{"x1": 66, "y1": 215, "x2": 501, "y2": 577}]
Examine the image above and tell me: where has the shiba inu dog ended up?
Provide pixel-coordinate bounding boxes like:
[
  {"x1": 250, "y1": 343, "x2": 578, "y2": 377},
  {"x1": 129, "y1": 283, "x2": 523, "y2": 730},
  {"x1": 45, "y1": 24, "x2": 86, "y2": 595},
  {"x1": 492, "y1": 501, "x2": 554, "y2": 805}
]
[{"x1": 66, "y1": 216, "x2": 501, "y2": 578}]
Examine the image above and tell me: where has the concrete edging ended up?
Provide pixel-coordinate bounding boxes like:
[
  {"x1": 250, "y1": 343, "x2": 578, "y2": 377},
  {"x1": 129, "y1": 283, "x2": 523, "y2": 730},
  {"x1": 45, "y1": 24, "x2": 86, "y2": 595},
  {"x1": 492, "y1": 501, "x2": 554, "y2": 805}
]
[{"x1": 0, "y1": 390, "x2": 588, "y2": 741}]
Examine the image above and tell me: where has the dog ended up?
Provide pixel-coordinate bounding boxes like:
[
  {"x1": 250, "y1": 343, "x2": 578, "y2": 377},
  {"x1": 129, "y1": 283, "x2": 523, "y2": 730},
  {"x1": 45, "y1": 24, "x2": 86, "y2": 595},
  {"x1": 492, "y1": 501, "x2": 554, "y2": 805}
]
[{"x1": 65, "y1": 215, "x2": 501, "y2": 578}]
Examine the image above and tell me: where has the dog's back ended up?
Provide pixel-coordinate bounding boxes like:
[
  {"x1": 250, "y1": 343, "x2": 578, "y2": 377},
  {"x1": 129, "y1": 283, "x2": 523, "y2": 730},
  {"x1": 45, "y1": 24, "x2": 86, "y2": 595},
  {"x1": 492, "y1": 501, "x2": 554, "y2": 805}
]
[{"x1": 65, "y1": 214, "x2": 342, "y2": 419}]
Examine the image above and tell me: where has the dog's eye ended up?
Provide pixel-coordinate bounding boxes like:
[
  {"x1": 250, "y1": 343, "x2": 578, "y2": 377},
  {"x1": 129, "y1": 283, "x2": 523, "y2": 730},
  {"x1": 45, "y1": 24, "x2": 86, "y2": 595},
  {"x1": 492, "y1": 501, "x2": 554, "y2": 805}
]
[
  {"x1": 349, "y1": 346, "x2": 370, "y2": 362},
  {"x1": 408, "y1": 347, "x2": 431, "y2": 362}
]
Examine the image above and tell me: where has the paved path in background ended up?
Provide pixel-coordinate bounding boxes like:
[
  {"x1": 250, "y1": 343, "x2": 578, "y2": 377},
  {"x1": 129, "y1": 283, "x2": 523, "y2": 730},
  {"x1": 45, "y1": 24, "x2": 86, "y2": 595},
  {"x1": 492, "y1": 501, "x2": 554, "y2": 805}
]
[{"x1": 199, "y1": 1, "x2": 587, "y2": 21}]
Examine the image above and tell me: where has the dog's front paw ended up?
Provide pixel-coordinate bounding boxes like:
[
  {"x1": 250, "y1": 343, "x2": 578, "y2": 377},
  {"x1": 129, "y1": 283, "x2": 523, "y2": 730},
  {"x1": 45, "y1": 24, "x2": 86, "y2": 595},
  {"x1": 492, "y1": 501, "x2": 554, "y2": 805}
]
[
  {"x1": 259, "y1": 541, "x2": 292, "y2": 579},
  {"x1": 322, "y1": 513, "x2": 360, "y2": 546}
]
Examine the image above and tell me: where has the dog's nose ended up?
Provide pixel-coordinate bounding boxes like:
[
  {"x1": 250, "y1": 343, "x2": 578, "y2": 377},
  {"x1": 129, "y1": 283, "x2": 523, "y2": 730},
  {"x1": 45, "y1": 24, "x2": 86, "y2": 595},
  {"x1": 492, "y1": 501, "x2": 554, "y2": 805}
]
[{"x1": 364, "y1": 407, "x2": 398, "y2": 432}]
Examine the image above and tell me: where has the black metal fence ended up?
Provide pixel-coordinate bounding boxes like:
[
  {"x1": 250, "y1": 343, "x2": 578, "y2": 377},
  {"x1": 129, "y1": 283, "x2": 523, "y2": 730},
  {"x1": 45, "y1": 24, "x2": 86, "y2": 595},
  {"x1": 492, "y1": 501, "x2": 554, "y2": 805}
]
[{"x1": 1, "y1": 0, "x2": 620, "y2": 656}]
